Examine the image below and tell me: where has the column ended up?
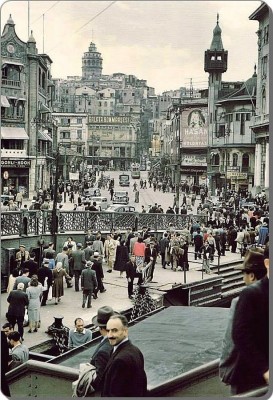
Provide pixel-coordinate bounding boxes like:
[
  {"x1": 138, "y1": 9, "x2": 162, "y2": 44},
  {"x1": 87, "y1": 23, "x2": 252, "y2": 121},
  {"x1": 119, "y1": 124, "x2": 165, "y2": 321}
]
[
  {"x1": 264, "y1": 141, "x2": 269, "y2": 188},
  {"x1": 254, "y1": 143, "x2": 262, "y2": 187}
]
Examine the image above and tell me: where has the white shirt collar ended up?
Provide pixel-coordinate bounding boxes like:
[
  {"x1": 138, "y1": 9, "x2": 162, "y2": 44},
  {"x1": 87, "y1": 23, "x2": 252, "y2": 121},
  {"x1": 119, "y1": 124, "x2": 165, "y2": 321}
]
[
  {"x1": 74, "y1": 328, "x2": 86, "y2": 334},
  {"x1": 113, "y1": 337, "x2": 128, "y2": 353}
]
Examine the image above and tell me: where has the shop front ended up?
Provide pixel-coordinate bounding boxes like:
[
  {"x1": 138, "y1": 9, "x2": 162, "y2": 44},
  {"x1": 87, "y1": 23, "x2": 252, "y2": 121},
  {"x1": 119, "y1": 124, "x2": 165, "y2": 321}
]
[{"x1": 1, "y1": 159, "x2": 30, "y2": 197}]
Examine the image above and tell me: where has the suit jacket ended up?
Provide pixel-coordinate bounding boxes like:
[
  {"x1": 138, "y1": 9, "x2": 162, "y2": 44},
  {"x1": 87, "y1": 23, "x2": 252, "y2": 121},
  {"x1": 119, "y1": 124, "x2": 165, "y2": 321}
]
[
  {"x1": 231, "y1": 276, "x2": 269, "y2": 388},
  {"x1": 91, "y1": 260, "x2": 104, "y2": 280},
  {"x1": 90, "y1": 336, "x2": 112, "y2": 391},
  {"x1": 144, "y1": 246, "x2": 157, "y2": 264},
  {"x1": 7, "y1": 290, "x2": 29, "y2": 316},
  {"x1": 101, "y1": 340, "x2": 147, "y2": 397},
  {"x1": 125, "y1": 261, "x2": 137, "y2": 280},
  {"x1": 71, "y1": 249, "x2": 85, "y2": 271},
  {"x1": 81, "y1": 268, "x2": 97, "y2": 290},
  {"x1": 22, "y1": 260, "x2": 38, "y2": 277}
]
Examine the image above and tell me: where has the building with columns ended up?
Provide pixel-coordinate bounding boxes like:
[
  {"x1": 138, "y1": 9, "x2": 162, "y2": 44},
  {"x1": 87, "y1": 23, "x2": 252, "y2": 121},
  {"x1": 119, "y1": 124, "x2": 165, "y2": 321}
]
[
  {"x1": 249, "y1": 2, "x2": 269, "y2": 196},
  {"x1": 205, "y1": 15, "x2": 257, "y2": 196}
]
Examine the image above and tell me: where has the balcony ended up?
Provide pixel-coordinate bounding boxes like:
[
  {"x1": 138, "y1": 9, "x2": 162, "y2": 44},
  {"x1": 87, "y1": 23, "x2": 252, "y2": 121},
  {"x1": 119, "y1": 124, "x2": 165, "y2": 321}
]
[
  {"x1": 1, "y1": 149, "x2": 27, "y2": 158},
  {"x1": 2, "y1": 79, "x2": 21, "y2": 88},
  {"x1": 253, "y1": 114, "x2": 269, "y2": 125}
]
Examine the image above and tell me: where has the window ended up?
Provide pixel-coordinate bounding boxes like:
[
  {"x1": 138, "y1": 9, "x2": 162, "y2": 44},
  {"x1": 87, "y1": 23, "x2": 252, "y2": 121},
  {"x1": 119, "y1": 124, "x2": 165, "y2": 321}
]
[
  {"x1": 263, "y1": 25, "x2": 269, "y2": 44},
  {"x1": 242, "y1": 153, "x2": 249, "y2": 172},
  {"x1": 217, "y1": 55, "x2": 222, "y2": 60},
  {"x1": 77, "y1": 145, "x2": 82, "y2": 153},
  {"x1": 236, "y1": 113, "x2": 240, "y2": 121},
  {"x1": 60, "y1": 131, "x2": 70, "y2": 140},
  {"x1": 245, "y1": 113, "x2": 251, "y2": 121},
  {"x1": 218, "y1": 125, "x2": 225, "y2": 137},
  {"x1": 77, "y1": 130, "x2": 82, "y2": 140},
  {"x1": 240, "y1": 113, "x2": 245, "y2": 135},
  {"x1": 77, "y1": 118, "x2": 82, "y2": 124},
  {"x1": 232, "y1": 153, "x2": 238, "y2": 167},
  {"x1": 212, "y1": 153, "x2": 219, "y2": 165},
  {"x1": 261, "y1": 89, "x2": 266, "y2": 114},
  {"x1": 262, "y1": 56, "x2": 268, "y2": 78}
]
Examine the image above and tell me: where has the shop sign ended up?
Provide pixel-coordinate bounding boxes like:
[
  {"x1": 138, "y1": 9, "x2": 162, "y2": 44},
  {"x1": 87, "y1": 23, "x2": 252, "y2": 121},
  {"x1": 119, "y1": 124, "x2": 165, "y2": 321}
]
[
  {"x1": 1, "y1": 159, "x2": 31, "y2": 168},
  {"x1": 181, "y1": 108, "x2": 208, "y2": 148},
  {"x1": 227, "y1": 172, "x2": 247, "y2": 179},
  {"x1": 181, "y1": 154, "x2": 207, "y2": 166},
  {"x1": 88, "y1": 115, "x2": 131, "y2": 124},
  {"x1": 3, "y1": 170, "x2": 9, "y2": 179}
]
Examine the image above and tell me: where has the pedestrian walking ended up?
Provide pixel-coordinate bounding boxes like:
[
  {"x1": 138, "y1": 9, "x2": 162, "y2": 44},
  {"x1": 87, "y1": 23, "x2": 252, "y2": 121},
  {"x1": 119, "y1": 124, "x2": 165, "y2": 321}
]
[
  {"x1": 114, "y1": 239, "x2": 129, "y2": 277},
  {"x1": 7, "y1": 283, "x2": 29, "y2": 340},
  {"x1": 81, "y1": 261, "x2": 98, "y2": 308},
  {"x1": 52, "y1": 262, "x2": 71, "y2": 305},
  {"x1": 26, "y1": 276, "x2": 43, "y2": 333},
  {"x1": 91, "y1": 252, "x2": 106, "y2": 297},
  {"x1": 71, "y1": 243, "x2": 86, "y2": 291}
]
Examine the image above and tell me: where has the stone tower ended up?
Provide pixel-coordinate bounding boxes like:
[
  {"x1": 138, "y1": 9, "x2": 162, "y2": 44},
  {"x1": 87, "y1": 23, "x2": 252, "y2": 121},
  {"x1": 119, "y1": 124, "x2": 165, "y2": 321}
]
[
  {"x1": 82, "y1": 42, "x2": 103, "y2": 80},
  {"x1": 204, "y1": 14, "x2": 228, "y2": 141}
]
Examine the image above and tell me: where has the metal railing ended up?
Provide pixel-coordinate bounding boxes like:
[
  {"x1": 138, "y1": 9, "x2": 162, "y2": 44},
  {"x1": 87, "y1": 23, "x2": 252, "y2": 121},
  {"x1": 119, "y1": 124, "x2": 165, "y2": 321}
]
[{"x1": 1, "y1": 210, "x2": 207, "y2": 237}]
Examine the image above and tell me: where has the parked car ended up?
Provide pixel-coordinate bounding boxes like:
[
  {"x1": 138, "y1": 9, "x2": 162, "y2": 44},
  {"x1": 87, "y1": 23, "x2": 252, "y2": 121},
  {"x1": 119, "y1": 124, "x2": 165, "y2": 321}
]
[
  {"x1": 119, "y1": 174, "x2": 130, "y2": 187},
  {"x1": 82, "y1": 188, "x2": 101, "y2": 203},
  {"x1": 112, "y1": 191, "x2": 129, "y2": 205},
  {"x1": 88, "y1": 196, "x2": 109, "y2": 211},
  {"x1": 105, "y1": 204, "x2": 135, "y2": 213}
]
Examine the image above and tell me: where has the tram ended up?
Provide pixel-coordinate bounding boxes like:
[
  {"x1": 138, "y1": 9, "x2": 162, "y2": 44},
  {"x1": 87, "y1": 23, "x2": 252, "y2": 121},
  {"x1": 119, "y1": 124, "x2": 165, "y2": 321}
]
[{"x1": 131, "y1": 162, "x2": 140, "y2": 179}]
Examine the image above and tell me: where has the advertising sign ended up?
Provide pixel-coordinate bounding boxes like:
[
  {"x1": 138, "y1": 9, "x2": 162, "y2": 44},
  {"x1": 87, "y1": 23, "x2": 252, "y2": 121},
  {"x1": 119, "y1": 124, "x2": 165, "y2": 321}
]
[{"x1": 181, "y1": 108, "x2": 208, "y2": 148}]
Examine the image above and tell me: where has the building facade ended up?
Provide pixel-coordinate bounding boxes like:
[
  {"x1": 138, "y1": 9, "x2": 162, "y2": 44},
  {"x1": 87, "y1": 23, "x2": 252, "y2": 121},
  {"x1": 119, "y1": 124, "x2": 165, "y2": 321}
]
[
  {"x1": 1, "y1": 15, "x2": 55, "y2": 198},
  {"x1": 249, "y1": 2, "x2": 269, "y2": 196}
]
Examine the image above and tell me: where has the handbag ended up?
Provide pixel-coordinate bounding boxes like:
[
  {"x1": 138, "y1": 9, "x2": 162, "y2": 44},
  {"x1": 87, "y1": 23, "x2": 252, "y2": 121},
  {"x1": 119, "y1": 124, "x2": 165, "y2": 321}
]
[
  {"x1": 72, "y1": 363, "x2": 97, "y2": 397},
  {"x1": 47, "y1": 286, "x2": 52, "y2": 301}
]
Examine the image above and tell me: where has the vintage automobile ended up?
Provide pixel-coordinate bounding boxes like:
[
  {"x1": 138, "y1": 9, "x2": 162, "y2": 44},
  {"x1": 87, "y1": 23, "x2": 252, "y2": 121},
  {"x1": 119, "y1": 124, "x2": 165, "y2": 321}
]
[{"x1": 112, "y1": 191, "x2": 129, "y2": 205}]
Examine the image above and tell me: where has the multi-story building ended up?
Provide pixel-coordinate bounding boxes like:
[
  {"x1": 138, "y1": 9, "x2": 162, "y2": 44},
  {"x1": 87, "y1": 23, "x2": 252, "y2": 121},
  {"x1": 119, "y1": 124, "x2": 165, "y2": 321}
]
[
  {"x1": 205, "y1": 15, "x2": 256, "y2": 195},
  {"x1": 249, "y1": 2, "x2": 269, "y2": 196},
  {"x1": 1, "y1": 15, "x2": 55, "y2": 197}
]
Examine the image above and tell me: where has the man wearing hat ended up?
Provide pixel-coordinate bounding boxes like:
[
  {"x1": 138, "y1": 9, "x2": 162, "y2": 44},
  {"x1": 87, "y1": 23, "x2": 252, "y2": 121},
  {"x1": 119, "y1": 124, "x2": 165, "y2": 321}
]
[
  {"x1": 71, "y1": 243, "x2": 86, "y2": 292},
  {"x1": 7, "y1": 283, "x2": 29, "y2": 341},
  {"x1": 220, "y1": 248, "x2": 268, "y2": 394},
  {"x1": 15, "y1": 245, "x2": 30, "y2": 271},
  {"x1": 90, "y1": 306, "x2": 119, "y2": 392},
  {"x1": 81, "y1": 261, "x2": 97, "y2": 308},
  {"x1": 37, "y1": 259, "x2": 53, "y2": 306},
  {"x1": 91, "y1": 252, "x2": 106, "y2": 298}
]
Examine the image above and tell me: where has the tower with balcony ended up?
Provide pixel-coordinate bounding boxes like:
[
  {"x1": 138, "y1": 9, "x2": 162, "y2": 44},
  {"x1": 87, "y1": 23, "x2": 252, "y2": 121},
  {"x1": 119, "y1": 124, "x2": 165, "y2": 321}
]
[{"x1": 82, "y1": 42, "x2": 103, "y2": 81}]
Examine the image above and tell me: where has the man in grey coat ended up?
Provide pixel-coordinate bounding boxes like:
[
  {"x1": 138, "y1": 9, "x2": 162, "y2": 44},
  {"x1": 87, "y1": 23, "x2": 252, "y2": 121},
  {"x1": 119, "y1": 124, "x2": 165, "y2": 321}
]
[
  {"x1": 81, "y1": 261, "x2": 97, "y2": 308},
  {"x1": 71, "y1": 243, "x2": 86, "y2": 291}
]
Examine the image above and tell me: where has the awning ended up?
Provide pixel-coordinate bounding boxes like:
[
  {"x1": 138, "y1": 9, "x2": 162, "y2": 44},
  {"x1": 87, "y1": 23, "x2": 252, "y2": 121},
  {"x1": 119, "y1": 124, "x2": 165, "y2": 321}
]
[
  {"x1": 38, "y1": 130, "x2": 53, "y2": 142},
  {"x1": 1, "y1": 126, "x2": 29, "y2": 140},
  {"x1": 40, "y1": 103, "x2": 51, "y2": 113},
  {"x1": 1, "y1": 95, "x2": 10, "y2": 107},
  {"x1": 2, "y1": 60, "x2": 24, "y2": 69}
]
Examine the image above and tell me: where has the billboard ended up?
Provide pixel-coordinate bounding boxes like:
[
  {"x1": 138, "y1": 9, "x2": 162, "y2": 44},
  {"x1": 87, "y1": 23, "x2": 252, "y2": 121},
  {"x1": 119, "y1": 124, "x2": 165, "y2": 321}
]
[{"x1": 181, "y1": 108, "x2": 208, "y2": 148}]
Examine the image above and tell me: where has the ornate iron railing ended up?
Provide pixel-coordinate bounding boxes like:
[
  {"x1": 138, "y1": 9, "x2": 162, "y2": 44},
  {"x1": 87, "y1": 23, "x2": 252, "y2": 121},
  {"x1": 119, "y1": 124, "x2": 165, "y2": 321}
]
[{"x1": 1, "y1": 210, "x2": 207, "y2": 237}]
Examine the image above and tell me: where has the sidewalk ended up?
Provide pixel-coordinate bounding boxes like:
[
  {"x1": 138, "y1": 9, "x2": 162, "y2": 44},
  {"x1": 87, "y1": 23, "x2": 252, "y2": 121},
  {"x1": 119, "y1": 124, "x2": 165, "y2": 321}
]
[{"x1": 1, "y1": 248, "x2": 242, "y2": 349}]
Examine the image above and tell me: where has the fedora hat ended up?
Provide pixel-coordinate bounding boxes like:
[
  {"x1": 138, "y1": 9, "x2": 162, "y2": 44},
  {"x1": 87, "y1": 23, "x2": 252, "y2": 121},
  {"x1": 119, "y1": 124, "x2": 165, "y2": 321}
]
[{"x1": 92, "y1": 306, "x2": 119, "y2": 327}]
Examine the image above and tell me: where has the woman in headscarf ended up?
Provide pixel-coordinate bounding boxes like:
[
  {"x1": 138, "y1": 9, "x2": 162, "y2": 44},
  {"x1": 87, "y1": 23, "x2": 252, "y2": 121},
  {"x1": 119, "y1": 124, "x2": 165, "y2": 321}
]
[
  {"x1": 26, "y1": 275, "x2": 43, "y2": 333},
  {"x1": 52, "y1": 262, "x2": 71, "y2": 305}
]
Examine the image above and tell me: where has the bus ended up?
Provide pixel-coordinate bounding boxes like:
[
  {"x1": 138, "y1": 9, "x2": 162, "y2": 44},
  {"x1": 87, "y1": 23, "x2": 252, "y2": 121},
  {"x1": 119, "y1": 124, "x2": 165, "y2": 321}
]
[{"x1": 131, "y1": 163, "x2": 140, "y2": 179}]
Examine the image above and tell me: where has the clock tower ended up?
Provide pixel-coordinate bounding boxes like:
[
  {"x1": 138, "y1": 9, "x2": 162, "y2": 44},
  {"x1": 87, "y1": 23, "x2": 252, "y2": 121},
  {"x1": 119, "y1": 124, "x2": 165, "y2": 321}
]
[{"x1": 204, "y1": 14, "x2": 228, "y2": 140}]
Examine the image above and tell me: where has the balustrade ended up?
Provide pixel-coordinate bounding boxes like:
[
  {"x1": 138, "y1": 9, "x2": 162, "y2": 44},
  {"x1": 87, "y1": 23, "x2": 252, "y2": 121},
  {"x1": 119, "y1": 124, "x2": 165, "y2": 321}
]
[{"x1": 1, "y1": 210, "x2": 207, "y2": 237}]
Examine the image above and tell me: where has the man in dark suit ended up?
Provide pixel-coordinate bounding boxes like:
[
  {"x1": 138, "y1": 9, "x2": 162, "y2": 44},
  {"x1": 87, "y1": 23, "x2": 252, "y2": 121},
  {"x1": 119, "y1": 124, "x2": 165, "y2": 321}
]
[
  {"x1": 71, "y1": 243, "x2": 86, "y2": 291},
  {"x1": 7, "y1": 282, "x2": 29, "y2": 340},
  {"x1": 101, "y1": 314, "x2": 147, "y2": 397},
  {"x1": 91, "y1": 252, "x2": 106, "y2": 298},
  {"x1": 37, "y1": 259, "x2": 53, "y2": 306},
  {"x1": 90, "y1": 306, "x2": 119, "y2": 392},
  {"x1": 81, "y1": 261, "x2": 97, "y2": 308},
  {"x1": 22, "y1": 253, "x2": 38, "y2": 277},
  {"x1": 125, "y1": 254, "x2": 142, "y2": 299},
  {"x1": 230, "y1": 244, "x2": 269, "y2": 394}
]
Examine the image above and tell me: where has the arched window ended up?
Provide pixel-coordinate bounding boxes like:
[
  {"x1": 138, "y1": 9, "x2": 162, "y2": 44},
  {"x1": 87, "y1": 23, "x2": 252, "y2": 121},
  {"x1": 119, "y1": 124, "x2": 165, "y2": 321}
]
[
  {"x1": 242, "y1": 153, "x2": 249, "y2": 172},
  {"x1": 42, "y1": 72, "x2": 46, "y2": 89},
  {"x1": 212, "y1": 153, "x2": 219, "y2": 165},
  {"x1": 232, "y1": 153, "x2": 238, "y2": 167}
]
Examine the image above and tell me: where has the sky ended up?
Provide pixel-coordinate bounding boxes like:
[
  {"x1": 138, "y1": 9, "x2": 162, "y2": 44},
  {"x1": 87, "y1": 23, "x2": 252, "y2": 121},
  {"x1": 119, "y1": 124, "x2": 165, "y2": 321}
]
[{"x1": 0, "y1": 0, "x2": 264, "y2": 94}]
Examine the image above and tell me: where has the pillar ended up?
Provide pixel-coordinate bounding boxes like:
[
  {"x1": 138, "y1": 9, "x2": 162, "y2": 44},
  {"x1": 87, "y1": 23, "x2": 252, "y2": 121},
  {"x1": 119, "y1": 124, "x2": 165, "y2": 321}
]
[
  {"x1": 263, "y1": 141, "x2": 269, "y2": 189},
  {"x1": 254, "y1": 143, "x2": 262, "y2": 187}
]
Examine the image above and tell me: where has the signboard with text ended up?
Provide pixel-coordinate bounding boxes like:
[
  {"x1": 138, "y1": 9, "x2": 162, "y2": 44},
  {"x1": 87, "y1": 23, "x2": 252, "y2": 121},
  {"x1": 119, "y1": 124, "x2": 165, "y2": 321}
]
[
  {"x1": 181, "y1": 108, "x2": 208, "y2": 148},
  {"x1": 88, "y1": 115, "x2": 131, "y2": 124},
  {"x1": 1, "y1": 159, "x2": 31, "y2": 168}
]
